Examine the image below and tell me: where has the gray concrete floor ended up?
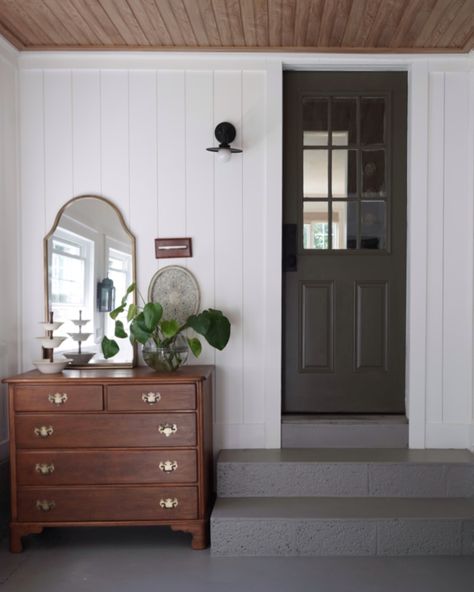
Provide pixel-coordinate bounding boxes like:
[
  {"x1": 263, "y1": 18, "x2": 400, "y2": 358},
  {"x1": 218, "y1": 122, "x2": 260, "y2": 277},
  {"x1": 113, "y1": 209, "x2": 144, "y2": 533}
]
[{"x1": 1, "y1": 527, "x2": 473, "y2": 592}]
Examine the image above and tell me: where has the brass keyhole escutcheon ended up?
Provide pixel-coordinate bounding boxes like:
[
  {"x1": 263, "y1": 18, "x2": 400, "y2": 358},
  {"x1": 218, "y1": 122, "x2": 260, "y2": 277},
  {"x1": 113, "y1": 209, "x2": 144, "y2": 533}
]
[
  {"x1": 36, "y1": 500, "x2": 56, "y2": 512},
  {"x1": 34, "y1": 425, "x2": 54, "y2": 438},
  {"x1": 159, "y1": 498, "x2": 178, "y2": 509},
  {"x1": 35, "y1": 463, "x2": 55, "y2": 475},
  {"x1": 158, "y1": 423, "x2": 177, "y2": 437},
  {"x1": 142, "y1": 392, "x2": 161, "y2": 405},
  {"x1": 159, "y1": 460, "x2": 178, "y2": 473},
  {"x1": 48, "y1": 393, "x2": 68, "y2": 405}
]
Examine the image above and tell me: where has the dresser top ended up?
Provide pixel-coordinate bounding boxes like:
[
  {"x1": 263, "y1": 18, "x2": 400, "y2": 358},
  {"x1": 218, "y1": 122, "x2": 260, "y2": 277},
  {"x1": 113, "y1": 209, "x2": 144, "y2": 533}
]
[{"x1": 2, "y1": 365, "x2": 214, "y2": 384}]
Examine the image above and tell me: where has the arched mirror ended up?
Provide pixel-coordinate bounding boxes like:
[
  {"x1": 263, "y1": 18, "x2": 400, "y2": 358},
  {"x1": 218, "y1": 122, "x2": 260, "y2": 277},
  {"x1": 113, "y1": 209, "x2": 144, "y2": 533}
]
[{"x1": 44, "y1": 195, "x2": 136, "y2": 368}]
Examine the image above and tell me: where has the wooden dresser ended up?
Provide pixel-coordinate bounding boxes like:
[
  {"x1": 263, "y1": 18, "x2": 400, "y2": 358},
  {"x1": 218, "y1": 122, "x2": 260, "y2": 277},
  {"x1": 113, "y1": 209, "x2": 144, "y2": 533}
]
[{"x1": 3, "y1": 366, "x2": 214, "y2": 552}]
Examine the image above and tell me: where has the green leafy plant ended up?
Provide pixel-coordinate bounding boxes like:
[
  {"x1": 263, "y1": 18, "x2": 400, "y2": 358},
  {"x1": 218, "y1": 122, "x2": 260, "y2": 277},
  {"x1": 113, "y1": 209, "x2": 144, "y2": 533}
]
[{"x1": 101, "y1": 283, "x2": 231, "y2": 368}]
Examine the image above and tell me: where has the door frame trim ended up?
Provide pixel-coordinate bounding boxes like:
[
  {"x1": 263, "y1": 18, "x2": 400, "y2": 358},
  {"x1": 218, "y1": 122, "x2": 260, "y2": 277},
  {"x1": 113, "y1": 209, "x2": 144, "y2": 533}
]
[{"x1": 266, "y1": 58, "x2": 432, "y2": 448}]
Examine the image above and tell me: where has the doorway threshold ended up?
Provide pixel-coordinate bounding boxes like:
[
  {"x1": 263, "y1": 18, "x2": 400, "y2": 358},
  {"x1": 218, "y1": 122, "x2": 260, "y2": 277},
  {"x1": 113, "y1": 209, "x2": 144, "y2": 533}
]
[{"x1": 281, "y1": 414, "x2": 408, "y2": 448}]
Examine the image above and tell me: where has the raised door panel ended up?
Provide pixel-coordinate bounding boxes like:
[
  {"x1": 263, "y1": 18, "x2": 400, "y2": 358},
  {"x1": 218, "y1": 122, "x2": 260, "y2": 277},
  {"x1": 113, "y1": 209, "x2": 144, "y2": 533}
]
[
  {"x1": 355, "y1": 281, "x2": 388, "y2": 370},
  {"x1": 300, "y1": 281, "x2": 334, "y2": 371},
  {"x1": 15, "y1": 413, "x2": 196, "y2": 448}
]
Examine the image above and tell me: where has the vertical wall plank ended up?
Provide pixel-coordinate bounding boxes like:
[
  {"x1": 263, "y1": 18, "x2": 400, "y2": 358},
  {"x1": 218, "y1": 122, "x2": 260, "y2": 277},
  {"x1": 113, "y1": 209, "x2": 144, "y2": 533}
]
[
  {"x1": 101, "y1": 70, "x2": 130, "y2": 219},
  {"x1": 263, "y1": 60, "x2": 283, "y2": 447},
  {"x1": 214, "y1": 70, "x2": 243, "y2": 427},
  {"x1": 425, "y1": 72, "x2": 444, "y2": 424},
  {"x1": 185, "y1": 70, "x2": 215, "y2": 365},
  {"x1": 20, "y1": 70, "x2": 45, "y2": 369},
  {"x1": 407, "y1": 62, "x2": 429, "y2": 448},
  {"x1": 242, "y1": 70, "x2": 265, "y2": 427},
  {"x1": 129, "y1": 70, "x2": 158, "y2": 298},
  {"x1": 0, "y1": 57, "x2": 18, "y2": 458},
  {"x1": 44, "y1": 70, "x2": 73, "y2": 227},
  {"x1": 72, "y1": 70, "x2": 101, "y2": 195},
  {"x1": 156, "y1": 70, "x2": 186, "y2": 259},
  {"x1": 443, "y1": 72, "x2": 471, "y2": 424}
]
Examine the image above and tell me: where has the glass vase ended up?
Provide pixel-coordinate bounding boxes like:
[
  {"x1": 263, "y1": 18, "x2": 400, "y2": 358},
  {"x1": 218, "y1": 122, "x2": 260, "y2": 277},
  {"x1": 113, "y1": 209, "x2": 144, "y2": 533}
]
[{"x1": 142, "y1": 335, "x2": 189, "y2": 372}]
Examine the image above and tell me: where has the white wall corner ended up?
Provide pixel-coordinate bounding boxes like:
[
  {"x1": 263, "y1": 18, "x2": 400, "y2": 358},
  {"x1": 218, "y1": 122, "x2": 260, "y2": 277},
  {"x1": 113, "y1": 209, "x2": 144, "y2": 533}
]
[{"x1": 0, "y1": 34, "x2": 19, "y2": 66}]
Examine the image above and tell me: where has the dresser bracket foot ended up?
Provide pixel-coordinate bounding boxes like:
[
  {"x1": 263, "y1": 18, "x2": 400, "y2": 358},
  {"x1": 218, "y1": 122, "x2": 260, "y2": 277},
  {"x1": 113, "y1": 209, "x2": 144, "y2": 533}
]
[
  {"x1": 10, "y1": 524, "x2": 44, "y2": 553},
  {"x1": 171, "y1": 522, "x2": 209, "y2": 550}
]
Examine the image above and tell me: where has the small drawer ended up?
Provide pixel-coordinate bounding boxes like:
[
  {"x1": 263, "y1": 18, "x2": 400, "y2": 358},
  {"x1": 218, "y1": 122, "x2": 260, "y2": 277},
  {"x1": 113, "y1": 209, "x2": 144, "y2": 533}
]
[
  {"x1": 15, "y1": 413, "x2": 196, "y2": 448},
  {"x1": 17, "y1": 450, "x2": 197, "y2": 485},
  {"x1": 17, "y1": 486, "x2": 198, "y2": 522},
  {"x1": 107, "y1": 383, "x2": 196, "y2": 411},
  {"x1": 14, "y1": 385, "x2": 103, "y2": 412}
]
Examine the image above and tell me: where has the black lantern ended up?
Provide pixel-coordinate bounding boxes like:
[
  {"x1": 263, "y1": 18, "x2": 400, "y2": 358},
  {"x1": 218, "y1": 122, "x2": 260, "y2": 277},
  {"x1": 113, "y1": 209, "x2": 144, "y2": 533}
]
[
  {"x1": 97, "y1": 278, "x2": 116, "y2": 312},
  {"x1": 206, "y1": 122, "x2": 242, "y2": 162}
]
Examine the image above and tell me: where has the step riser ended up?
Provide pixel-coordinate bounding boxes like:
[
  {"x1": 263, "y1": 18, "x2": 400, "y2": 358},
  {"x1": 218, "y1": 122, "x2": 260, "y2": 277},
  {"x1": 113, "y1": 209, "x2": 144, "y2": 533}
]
[
  {"x1": 211, "y1": 518, "x2": 474, "y2": 557},
  {"x1": 282, "y1": 423, "x2": 408, "y2": 448},
  {"x1": 218, "y1": 463, "x2": 474, "y2": 498}
]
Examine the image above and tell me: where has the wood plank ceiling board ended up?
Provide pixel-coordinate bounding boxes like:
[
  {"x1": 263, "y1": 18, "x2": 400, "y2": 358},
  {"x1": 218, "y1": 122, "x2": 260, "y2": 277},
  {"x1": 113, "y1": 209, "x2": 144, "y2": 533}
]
[{"x1": 0, "y1": 0, "x2": 472, "y2": 52}]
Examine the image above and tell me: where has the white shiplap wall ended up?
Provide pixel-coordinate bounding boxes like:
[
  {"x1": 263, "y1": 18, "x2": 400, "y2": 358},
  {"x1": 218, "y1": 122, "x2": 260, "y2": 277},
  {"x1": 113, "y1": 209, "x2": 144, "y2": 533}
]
[
  {"x1": 18, "y1": 57, "x2": 281, "y2": 450},
  {"x1": 0, "y1": 38, "x2": 18, "y2": 461},
  {"x1": 14, "y1": 50, "x2": 474, "y2": 450}
]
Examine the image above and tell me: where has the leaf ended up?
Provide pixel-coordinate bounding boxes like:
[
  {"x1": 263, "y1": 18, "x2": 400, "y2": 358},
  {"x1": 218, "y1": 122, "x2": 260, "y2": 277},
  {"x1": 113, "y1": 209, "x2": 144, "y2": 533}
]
[
  {"x1": 161, "y1": 319, "x2": 180, "y2": 339},
  {"x1": 110, "y1": 304, "x2": 125, "y2": 320},
  {"x1": 127, "y1": 303, "x2": 138, "y2": 322},
  {"x1": 187, "y1": 309, "x2": 230, "y2": 350},
  {"x1": 114, "y1": 320, "x2": 128, "y2": 339},
  {"x1": 101, "y1": 336, "x2": 119, "y2": 359},
  {"x1": 129, "y1": 313, "x2": 153, "y2": 345},
  {"x1": 120, "y1": 282, "x2": 136, "y2": 306},
  {"x1": 187, "y1": 337, "x2": 202, "y2": 358},
  {"x1": 143, "y1": 302, "x2": 163, "y2": 331}
]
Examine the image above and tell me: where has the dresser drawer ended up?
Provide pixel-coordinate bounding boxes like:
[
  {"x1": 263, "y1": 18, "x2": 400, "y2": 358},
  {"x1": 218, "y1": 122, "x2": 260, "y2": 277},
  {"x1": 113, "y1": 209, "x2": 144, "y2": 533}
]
[
  {"x1": 17, "y1": 450, "x2": 197, "y2": 485},
  {"x1": 107, "y1": 383, "x2": 196, "y2": 411},
  {"x1": 14, "y1": 385, "x2": 103, "y2": 412},
  {"x1": 15, "y1": 413, "x2": 196, "y2": 448},
  {"x1": 18, "y1": 486, "x2": 198, "y2": 522}
]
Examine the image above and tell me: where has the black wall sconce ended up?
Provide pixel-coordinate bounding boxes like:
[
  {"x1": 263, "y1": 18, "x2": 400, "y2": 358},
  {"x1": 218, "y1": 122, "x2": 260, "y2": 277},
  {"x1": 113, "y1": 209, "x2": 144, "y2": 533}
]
[{"x1": 206, "y1": 122, "x2": 242, "y2": 163}]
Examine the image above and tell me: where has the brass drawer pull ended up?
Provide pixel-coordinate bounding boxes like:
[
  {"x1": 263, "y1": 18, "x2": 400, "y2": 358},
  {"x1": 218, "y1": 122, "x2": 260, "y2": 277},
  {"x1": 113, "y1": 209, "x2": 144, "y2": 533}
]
[
  {"x1": 158, "y1": 423, "x2": 177, "y2": 437},
  {"x1": 36, "y1": 499, "x2": 55, "y2": 512},
  {"x1": 48, "y1": 392, "x2": 68, "y2": 405},
  {"x1": 142, "y1": 392, "x2": 161, "y2": 405},
  {"x1": 35, "y1": 463, "x2": 55, "y2": 475},
  {"x1": 34, "y1": 425, "x2": 54, "y2": 438},
  {"x1": 159, "y1": 460, "x2": 178, "y2": 473},
  {"x1": 159, "y1": 497, "x2": 178, "y2": 509}
]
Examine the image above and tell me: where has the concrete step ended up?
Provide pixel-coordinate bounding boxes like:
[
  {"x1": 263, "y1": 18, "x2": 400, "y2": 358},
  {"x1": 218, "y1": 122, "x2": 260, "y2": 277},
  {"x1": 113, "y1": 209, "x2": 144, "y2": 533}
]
[
  {"x1": 282, "y1": 414, "x2": 408, "y2": 448},
  {"x1": 211, "y1": 497, "x2": 474, "y2": 556},
  {"x1": 217, "y1": 448, "x2": 474, "y2": 498}
]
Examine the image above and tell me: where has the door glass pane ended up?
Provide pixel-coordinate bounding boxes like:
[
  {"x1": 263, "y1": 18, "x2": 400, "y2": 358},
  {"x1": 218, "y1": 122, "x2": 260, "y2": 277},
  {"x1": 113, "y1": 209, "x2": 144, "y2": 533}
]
[
  {"x1": 332, "y1": 201, "x2": 358, "y2": 250},
  {"x1": 332, "y1": 150, "x2": 357, "y2": 197},
  {"x1": 303, "y1": 98, "x2": 329, "y2": 146},
  {"x1": 332, "y1": 98, "x2": 356, "y2": 145},
  {"x1": 361, "y1": 201, "x2": 386, "y2": 249},
  {"x1": 303, "y1": 202, "x2": 329, "y2": 249},
  {"x1": 361, "y1": 97, "x2": 385, "y2": 145},
  {"x1": 362, "y1": 150, "x2": 385, "y2": 197},
  {"x1": 304, "y1": 150, "x2": 328, "y2": 197}
]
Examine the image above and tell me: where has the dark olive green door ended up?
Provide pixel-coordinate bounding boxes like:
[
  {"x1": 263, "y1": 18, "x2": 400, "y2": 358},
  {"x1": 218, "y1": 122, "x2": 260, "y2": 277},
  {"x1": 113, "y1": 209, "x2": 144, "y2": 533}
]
[{"x1": 283, "y1": 71, "x2": 407, "y2": 413}]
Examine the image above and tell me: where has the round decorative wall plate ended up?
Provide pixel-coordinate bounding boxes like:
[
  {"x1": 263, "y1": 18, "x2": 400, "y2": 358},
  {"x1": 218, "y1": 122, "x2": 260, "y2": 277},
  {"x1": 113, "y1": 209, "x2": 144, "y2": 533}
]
[{"x1": 148, "y1": 266, "x2": 200, "y2": 325}]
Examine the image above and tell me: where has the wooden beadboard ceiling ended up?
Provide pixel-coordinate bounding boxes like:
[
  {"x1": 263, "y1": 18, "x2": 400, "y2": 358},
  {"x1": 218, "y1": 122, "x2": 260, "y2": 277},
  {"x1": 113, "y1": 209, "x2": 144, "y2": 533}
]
[{"x1": 0, "y1": 0, "x2": 472, "y2": 52}]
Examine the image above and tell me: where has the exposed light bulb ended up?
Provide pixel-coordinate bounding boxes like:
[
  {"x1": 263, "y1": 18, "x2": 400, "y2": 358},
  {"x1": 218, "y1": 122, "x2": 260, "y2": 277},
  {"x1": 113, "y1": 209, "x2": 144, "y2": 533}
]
[{"x1": 217, "y1": 147, "x2": 232, "y2": 163}]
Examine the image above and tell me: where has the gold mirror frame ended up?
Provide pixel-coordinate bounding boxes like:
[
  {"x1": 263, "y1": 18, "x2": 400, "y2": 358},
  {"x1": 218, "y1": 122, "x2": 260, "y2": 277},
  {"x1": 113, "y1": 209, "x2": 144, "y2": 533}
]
[{"x1": 44, "y1": 194, "x2": 137, "y2": 369}]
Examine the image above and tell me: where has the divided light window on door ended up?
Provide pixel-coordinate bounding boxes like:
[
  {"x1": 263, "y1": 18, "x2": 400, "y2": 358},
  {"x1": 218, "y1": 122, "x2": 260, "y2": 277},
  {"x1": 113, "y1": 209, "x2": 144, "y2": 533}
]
[{"x1": 302, "y1": 96, "x2": 389, "y2": 251}]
